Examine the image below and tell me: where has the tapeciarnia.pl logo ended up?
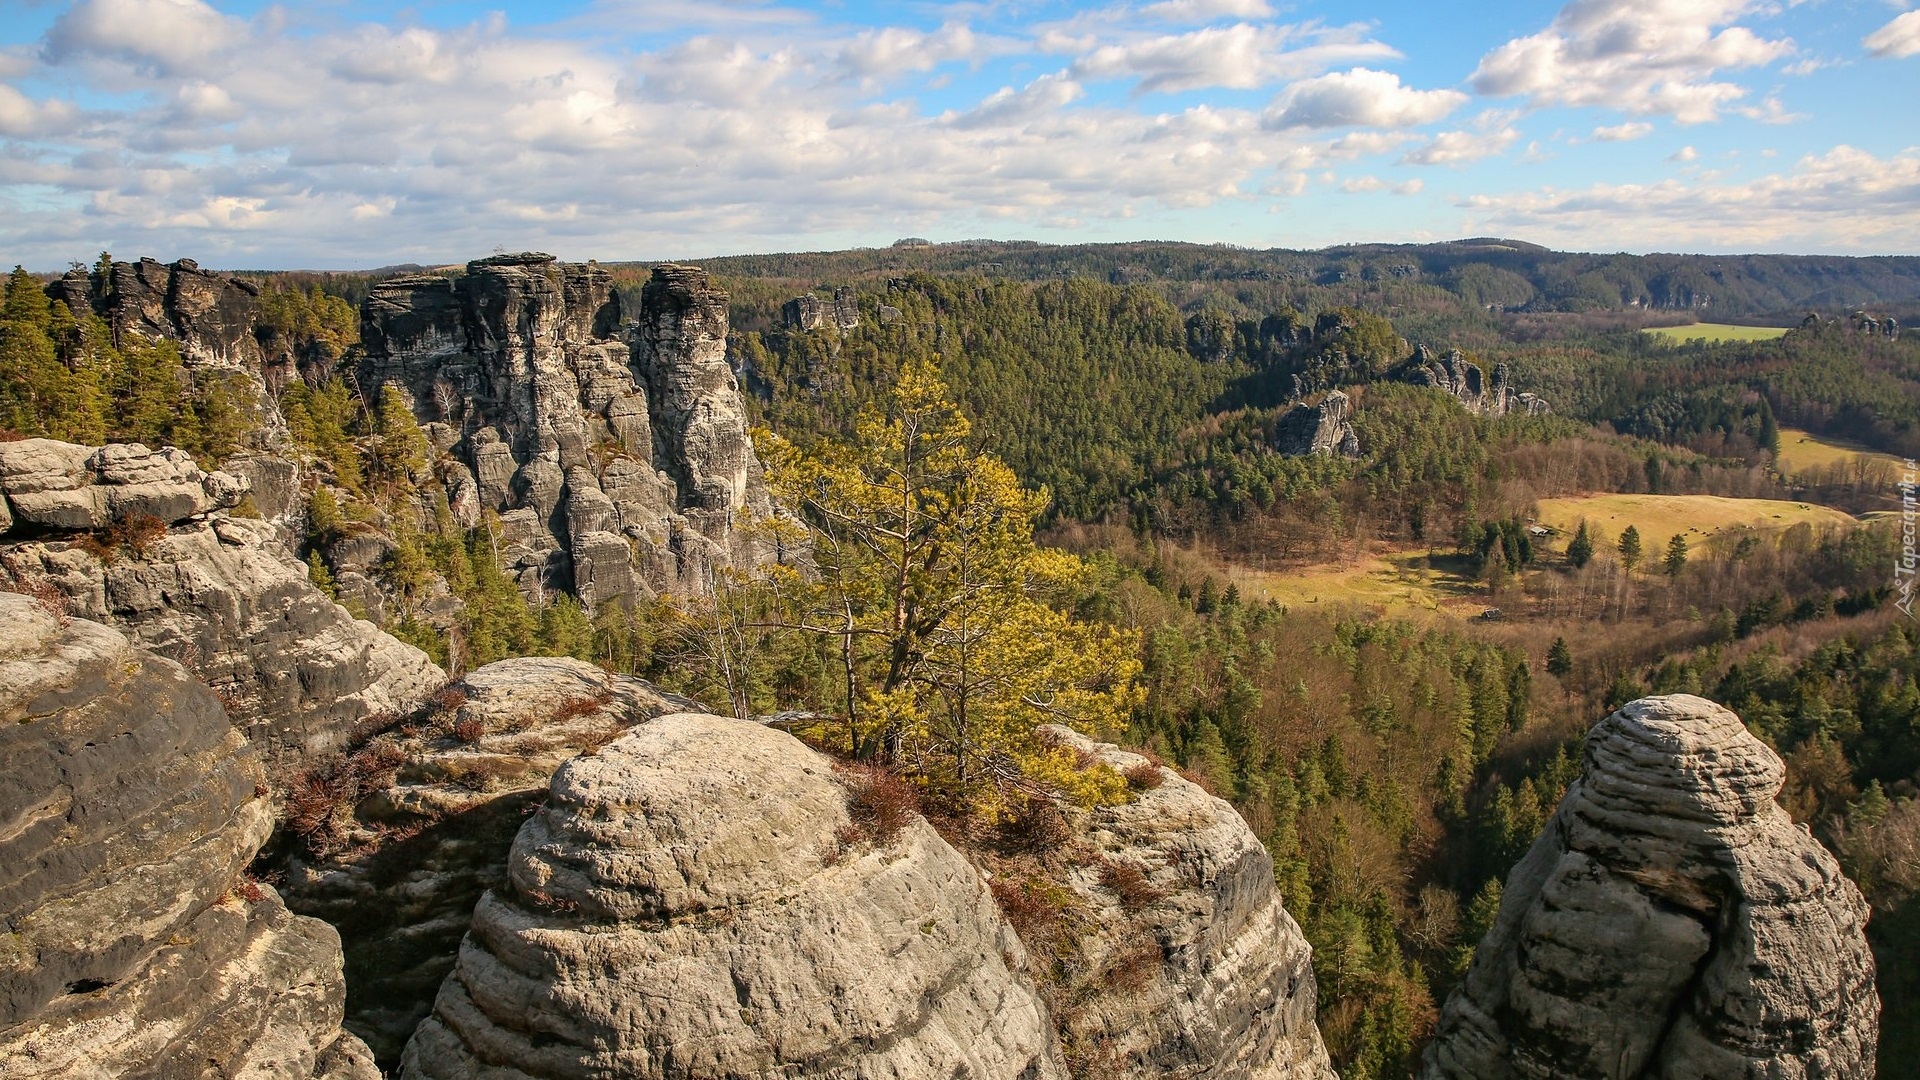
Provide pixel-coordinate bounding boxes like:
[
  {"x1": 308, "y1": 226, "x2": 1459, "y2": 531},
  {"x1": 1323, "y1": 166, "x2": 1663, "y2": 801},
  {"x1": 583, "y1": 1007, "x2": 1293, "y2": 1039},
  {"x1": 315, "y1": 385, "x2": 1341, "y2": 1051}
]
[{"x1": 1900, "y1": 459, "x2": 1917, "y2": 618}]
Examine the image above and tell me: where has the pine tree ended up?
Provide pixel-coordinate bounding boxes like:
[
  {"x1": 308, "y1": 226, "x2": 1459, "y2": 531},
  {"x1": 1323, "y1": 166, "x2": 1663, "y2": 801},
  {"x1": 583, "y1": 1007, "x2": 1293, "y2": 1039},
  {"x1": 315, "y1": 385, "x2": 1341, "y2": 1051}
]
[
  {"x1": 1664, "y1": 533, "x2": 1689, "y2": 578},
  {"x1": 1546, "y1": 637, "x2": 1573, "y2": 678},
  {"x1": 761, "y1": 360, "x2": 1140, "y2": 812},
  {"x1": 1618, "y1": 525, "x2": 1643, "y2": 573},
  {"x1": 1566, "y1": 519, "x2": 1594, "y2": 569}
]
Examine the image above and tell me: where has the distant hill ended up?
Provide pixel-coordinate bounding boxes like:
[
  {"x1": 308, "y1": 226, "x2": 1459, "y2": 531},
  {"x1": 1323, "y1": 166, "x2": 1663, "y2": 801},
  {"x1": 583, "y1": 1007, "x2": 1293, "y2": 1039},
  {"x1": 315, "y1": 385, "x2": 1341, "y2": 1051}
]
[{"x1": 653, "y1": 239, "x2": 1920, "y2": 325}]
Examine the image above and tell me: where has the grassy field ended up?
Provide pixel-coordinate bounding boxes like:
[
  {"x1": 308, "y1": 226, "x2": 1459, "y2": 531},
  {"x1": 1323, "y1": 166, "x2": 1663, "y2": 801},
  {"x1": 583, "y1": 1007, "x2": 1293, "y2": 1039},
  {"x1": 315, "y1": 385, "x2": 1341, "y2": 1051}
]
[
  {"x1": 1643, "y1": 322, "x2": 1790, "y2": 343},
  {"x1": 1228, "y1": 551, "x2": 1491, "y2": 620},
  {"x1": 1774, "y1": 427, "x2": 1909, "y2": 477},
  {"x1": 1534, "y1": 493, "x2": 1854, "y2": 549}
]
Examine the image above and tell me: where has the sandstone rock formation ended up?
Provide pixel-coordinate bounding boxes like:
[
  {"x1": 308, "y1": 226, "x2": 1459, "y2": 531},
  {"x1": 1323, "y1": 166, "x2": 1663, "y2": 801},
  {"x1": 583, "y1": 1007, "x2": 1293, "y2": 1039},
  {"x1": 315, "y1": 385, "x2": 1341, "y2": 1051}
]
[
  {"x1": 358, "y1": 255, "x2": 778, "y2": 608},
  {"x1": 1400, "y1": 346, "x2": 1550, "y2": 417},
  {"x1": 781, "y1": 287, "x2": 860, "y2": 331},
  {"x1": 0, "y1": 440, "x2": 444, "y2": 762},
  {"x1": 1046, "y1": 727, "x2": 1335, "y2": 1080},
  {"x1": 0, "y1": 592, "x2": 377, "y2": 1078},
  {"x1": 1424, "y1": 694, "x2": 1879, "y2": 1080},
  {"x1": 277, "y1": 658, "x2": 695, "y2": 1065},
  {"x1": 401, "y1": 712, "x2": 1067, "y2": 1079},
  {"x1": 1274, "y1": 390, "x2": 1360, "y2": 457}
]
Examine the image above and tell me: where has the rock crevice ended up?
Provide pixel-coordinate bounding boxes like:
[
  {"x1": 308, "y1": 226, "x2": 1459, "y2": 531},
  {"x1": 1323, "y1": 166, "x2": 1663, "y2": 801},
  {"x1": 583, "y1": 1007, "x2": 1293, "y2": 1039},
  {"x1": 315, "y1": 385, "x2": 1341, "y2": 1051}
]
[{"x1": 0, "y1": 592, "x2": 377, "y2": 1079}]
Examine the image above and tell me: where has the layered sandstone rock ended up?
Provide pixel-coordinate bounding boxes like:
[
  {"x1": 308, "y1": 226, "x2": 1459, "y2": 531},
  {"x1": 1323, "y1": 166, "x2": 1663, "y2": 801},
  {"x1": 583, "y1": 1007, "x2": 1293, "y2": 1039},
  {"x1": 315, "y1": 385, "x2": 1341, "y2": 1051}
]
[
  {"x1": 1047, "y1": 727, "x2": 1335, "y2": 1080},
  {"x1": 0, "y1": 440, "x2": 444, "y2": 761},
  {"x1": 358, "y1": 255, "x2": 778, "y2": 609},
  {"x1": 1399, "y1": 346, "x2": 1550, "y2": 417},
  {"x1": 0, "y1": 592, "x2": 376, "y2": 1078},
  {"x1": 1423, "y1": 694, "x2": 1879, "y2": 1080},
  {"x1": 401, "y1": 712, "x2": 1067, "y2": 1079},
  {"x1": 1274, "y1": 390, "x2": 1359, "y2": 458},
  {"x1": 278, "y1": 658, "x2": 695, "y2": 1065}
]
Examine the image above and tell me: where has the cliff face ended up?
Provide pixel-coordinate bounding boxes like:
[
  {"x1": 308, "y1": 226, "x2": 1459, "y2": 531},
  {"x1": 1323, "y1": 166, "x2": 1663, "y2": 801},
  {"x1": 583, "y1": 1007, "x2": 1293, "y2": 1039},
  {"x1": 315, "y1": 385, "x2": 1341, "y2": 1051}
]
[
  {"x1": 401, "y1": 712, "x2": 1066, "y2": 1079},
  {"x1": 1398, "y1": 346, "x2": 1549, "y2": 417},
  {"x1": 1274, "y1": 390, "x2": 1360, "y2": 458},
  {"x1": 0, "y1": 440, "x2": 444, "y2": 762},
  {"x1": 1045, "y1": 727, "x2": 1335, "y2": 1080},
  {"x1": 276, "y1": 658, "x2": 696, "y2": 1066},
  {"x1": 1424, "y1": 694, "x2": 1879, "y2": 1080},
  {"x1": 0, "y1": 592, "x2": 377, "y2": 1078},
  {"x1": 358, "y1": 255, "x2": 778, "y2": 608}
]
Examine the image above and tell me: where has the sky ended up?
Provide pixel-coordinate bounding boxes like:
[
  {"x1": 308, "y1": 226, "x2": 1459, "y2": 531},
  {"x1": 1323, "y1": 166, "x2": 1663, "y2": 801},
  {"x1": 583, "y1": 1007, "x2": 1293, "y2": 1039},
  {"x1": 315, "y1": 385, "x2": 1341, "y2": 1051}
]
[{"x1": 1, "y1": 0, "x2": 1918, "y2": 269}]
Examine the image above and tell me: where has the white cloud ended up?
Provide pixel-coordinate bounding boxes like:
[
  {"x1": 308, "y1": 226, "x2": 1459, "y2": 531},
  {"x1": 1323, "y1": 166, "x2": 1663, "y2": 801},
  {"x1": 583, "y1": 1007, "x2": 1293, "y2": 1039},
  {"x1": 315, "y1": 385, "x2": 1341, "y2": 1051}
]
[
  {"x1": 1865, "y1": 11, "x2": 1920, "y2": 59},
  {"x1": 1459, "y1": 145, "x2": 1920, "y2": 251},
  {"x1": 1669, "y1": 145, "x2": 1699, "y2": 161},
  {"x1": 1140, "y1": 0, "x2": 1275, "y2": 21},
  {"x1": 1593, "y1": 121, "x2": 1653, "y2": 141},
  {"x1": 1263, "y1": 68, "x2": 1466, "y2": 129},
  {"x1": 1072, "y1": 24, "x2": 1396, "y2": 93},
  {"x1": 1400, "y1": 126, "x2": 1520, "y2": 165},
  {"x1": 44, "y1": 0, "x2": 243, "y2": 76},
  {"x1": 1470, "y1": 0, "x2": 1793, "y2": 122}
]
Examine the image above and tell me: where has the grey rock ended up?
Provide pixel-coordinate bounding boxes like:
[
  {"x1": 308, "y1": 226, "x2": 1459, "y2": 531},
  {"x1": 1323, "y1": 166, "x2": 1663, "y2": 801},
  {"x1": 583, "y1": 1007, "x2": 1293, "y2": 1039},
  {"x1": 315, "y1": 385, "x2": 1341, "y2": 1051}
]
[
  {"x1": 0, "y1": 593, "x2": 377, "y2": 1079},
  {"x1": 1423, "y1": 694, "x2": 1879, "y2": 1080},
  {"x1": 276, "y1": 658, "x2": 694, "y2": 1067},
  {"x1": 1274, "y1": 390, "x2": 1360, "y2": 457},
  {"x1": 400, "y1": 712, "x2": 1066, "y2": 1080},
  {"x1": 358, "y1": 257, "x2": 778, "y2": 610},
  {"x1": 1, "y1": 500, "x2": 443, "y2": 764},
  {"x1": 0, "y1": 439, "x2": 248, "y2": 532},
  {"x1": 1399, "y1": 347, "x2": 1551, "y2": 417},
  {"x1": 1046, "y1": 727, "x2": 1336, "y2": 1080}
]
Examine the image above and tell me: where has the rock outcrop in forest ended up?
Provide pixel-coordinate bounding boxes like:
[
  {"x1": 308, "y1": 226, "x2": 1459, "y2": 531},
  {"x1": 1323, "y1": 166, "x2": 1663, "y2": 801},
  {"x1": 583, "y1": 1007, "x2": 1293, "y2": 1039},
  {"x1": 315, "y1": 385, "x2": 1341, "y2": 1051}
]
[
  {"x1": 0, "y1": 592, "x2": 377, "y2": 1078},
  {"x1": 1274, "y1": 390, "x2": 1360, "y2": 457},
  {"x1": 1424, "y1": 694, "x2": 1879, "y2": 1079},
  {"x1": 358, "y1": 255, "x2": 780, "y2": 608},
  {"x1": 0, "y1": 439, "x2": 444, "y2": 761},
  {"x1": 1398, "y1": 346, "x2": 1549, "y2": 418},
  {"x1": 401, "y1": 712, "x2": 1067, "y2": 1078}
]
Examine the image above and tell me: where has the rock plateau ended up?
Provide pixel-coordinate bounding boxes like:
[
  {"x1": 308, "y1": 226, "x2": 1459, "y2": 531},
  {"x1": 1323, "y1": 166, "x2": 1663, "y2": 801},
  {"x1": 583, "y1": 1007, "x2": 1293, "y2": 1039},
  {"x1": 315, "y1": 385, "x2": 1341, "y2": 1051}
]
[{"x1": 402, "y1": 712, "x2": 1066, "y2": 1079}]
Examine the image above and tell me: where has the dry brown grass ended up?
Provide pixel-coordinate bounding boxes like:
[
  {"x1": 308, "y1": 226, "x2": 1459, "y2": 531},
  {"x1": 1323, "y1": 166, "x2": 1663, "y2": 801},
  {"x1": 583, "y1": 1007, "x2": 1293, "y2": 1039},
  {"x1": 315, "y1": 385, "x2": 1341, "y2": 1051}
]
[
  {"x1": 835, "y1": 762, "x2": 921, "y2": 850},
  {"x1": 1122, "y1": 761, "x2": 1164, "y2": 791},
  {"x1": 1, "y1": 576, "x2": 71, "y2": 626},
  {"x1": 1095, "y1": 859, "x2": 1168, "y2": 911}
]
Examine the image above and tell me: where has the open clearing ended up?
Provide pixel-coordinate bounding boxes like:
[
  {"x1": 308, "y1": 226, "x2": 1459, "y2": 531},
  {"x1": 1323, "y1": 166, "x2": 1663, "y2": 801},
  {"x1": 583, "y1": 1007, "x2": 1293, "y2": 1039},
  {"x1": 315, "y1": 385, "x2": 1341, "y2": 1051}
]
[
  {"x1": 1643, "y1": 323, "x2": 1790, "y2": 344},
  {"x1": 1228, "y1": 551, "x2": 1489, "y2": 620},
  {"x1": 1534, "y1": 493, "x2": 1854, "y2": 548},
  {"x1": 1774, "y1": 427, "x2": 1909, "y2": 477}
]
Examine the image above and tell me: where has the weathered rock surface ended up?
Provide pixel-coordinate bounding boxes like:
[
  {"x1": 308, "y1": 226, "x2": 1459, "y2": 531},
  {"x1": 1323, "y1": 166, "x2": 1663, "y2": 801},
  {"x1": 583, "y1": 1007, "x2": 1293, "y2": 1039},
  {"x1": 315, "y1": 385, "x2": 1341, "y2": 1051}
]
[
  {"x1": 1047, "y1": 727, "x2": 1335, "y2": 1080},
  {"x1": 1424, "y1": 694, "x2": 1879, "y2": 1080},
  {"x1": 401, "y1": 712, "x2": 1067, "y2": 1079},
  {"x1": 0, "y1": 592, "x2": 376, "y2": 1078},
  {"x1": 0, "y1": 439, "x2": 248, "y2": 531},
  {"x1": 0, "y1": 440, "x2": 444, "y2": 762},
  {"x1": 359, "y1": 255, "x2": 779, "y2": 609},
  {"x1": 277, "y1": 658, "x2": 695, "y2": 1066},
  {"x1": 1398, "y1": 346, "x2": 1550, "y2": 417},
  {"x1": 1274, "y1": 390, "x2": 1360, "y2": 457},
  {"x1": 781, "y1": 287, "x2": 860, "y2": 331}
]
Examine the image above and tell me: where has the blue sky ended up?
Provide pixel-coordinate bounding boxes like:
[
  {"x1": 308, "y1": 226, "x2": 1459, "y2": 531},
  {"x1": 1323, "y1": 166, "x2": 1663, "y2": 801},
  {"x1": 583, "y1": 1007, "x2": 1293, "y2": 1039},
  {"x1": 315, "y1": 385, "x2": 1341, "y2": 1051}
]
[{"x1": 1, "y1": 0, "x2": 1917, "y2": 268}]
